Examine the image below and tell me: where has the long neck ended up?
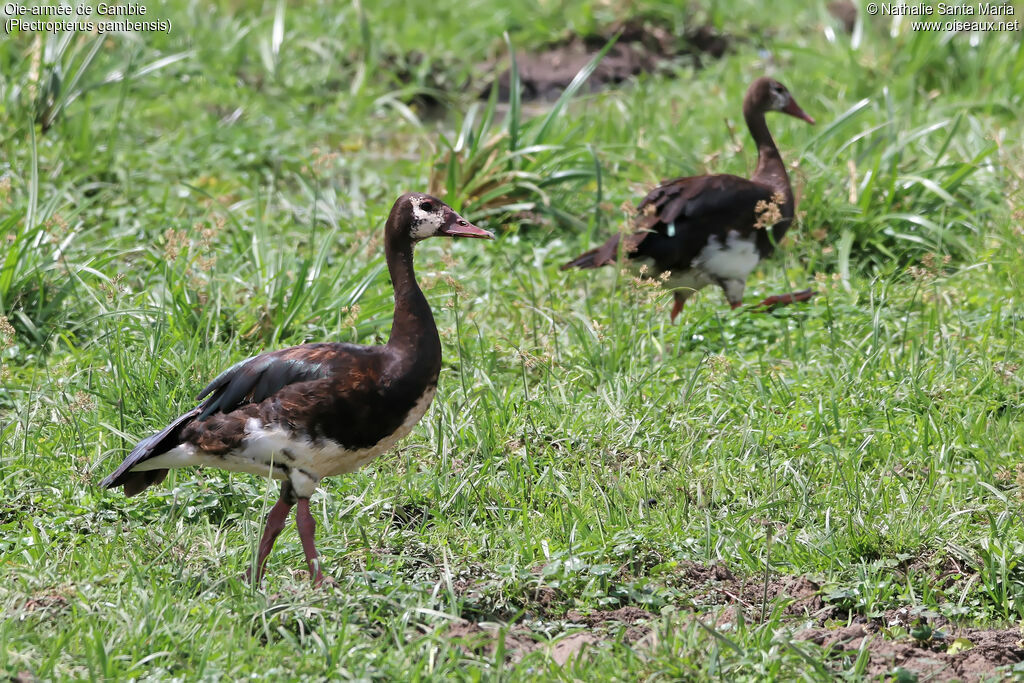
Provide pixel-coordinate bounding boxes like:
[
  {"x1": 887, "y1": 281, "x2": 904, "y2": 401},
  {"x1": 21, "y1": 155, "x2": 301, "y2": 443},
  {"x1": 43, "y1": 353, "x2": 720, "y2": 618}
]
[
  {"x1": 744, "y1": 107, "x2": 788, "y2": 193},
  {"x1": 744, "y1": 106, "x2": 796, "y2": 245},
  {"x1": 384, "y1": 231, "x2": 441, "y2": 373}
]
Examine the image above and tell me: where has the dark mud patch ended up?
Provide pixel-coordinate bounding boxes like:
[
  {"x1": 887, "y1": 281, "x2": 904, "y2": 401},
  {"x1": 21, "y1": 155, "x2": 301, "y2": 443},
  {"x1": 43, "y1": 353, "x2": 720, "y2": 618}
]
[
  {"x1": 565, "y1": 606, "x2": 655, "y2": 627},
  {"x1": 775, "y1": 575, "x2": 832, "y2": 618},
  {"x1": 566, "y1": 606, "x2": 657, "y2": 649},
  {"x1": 795, "y1": 620, "x2": 1024, "y2": 682},
  {"x1": 444, "y1": 621, "x2": 543, "y2": 663},
  {"x1": 665, "y1": 560, "x2": 836, "y2": 619},
  {"x1": 443, "y1": 621, "x2": 623, "y2": 665},
  {"x1": 18, "y1": 593, "x2": 71, "y2": 620},
  {"x1": 678, "y1": 559, "x2": 736, "y2": 584},
  {"x1": 827, "y1": 0, "x2": 858, "y2": 34},
  {"x1": 485, "y1": 17, "x2": 730, "y2": 102},
  {"x1": 380, "y1": 498, "x2": 435, "y2": 530},
  {"x1": 444, "y1": 560, "x2": 1021, "y2": 678},
  {"x1": 672, "y1": 561, "x2": 1023, "y2": 680},
  {"x1": 442, "y1": 607, "x2": 657, "y2": 665}
]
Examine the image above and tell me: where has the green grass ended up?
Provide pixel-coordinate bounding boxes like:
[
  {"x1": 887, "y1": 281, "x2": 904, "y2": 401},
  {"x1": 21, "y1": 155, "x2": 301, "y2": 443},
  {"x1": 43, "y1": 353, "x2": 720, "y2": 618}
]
[{"x1": 2, "y1": 0, "x2": 1023, "y2": 680}]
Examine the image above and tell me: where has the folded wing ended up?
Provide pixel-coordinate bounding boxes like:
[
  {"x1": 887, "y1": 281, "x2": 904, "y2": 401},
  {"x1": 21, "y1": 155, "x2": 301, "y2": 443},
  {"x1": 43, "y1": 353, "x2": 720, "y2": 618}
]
[{"x1": 101, "y1": 344, "x2": 334, "y2": 496}]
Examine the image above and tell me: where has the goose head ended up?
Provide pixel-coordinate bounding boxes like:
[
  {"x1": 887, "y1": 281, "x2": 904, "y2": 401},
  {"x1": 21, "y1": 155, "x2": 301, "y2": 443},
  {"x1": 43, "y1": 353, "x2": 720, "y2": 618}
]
[
  {"x1": 748, "y1": 77, "x2": 815, "y2": 125},
  {"x1": 391, "y1": 193, "x2": 494, "y2": 241}
]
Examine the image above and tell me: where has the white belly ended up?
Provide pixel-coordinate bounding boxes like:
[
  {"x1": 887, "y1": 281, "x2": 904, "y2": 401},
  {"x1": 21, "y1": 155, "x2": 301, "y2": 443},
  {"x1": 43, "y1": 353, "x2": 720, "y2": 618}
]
[
  {"x1": 283, "y1": 386, "x2": 438, "y2": 479},
  {"x1": 693, "y1": 231, "x2": 760, "y2": 281}
]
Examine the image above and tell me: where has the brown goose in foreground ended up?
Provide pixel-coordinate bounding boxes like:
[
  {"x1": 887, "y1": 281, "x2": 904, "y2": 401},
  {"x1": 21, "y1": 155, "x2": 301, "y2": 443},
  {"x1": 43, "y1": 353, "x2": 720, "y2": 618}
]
[
  {"x1": 101, "y1": 193, "x2": 493, "y2": 586},
  {"x1": 563, "y1": 77, "x2": 816, "y2": 320}
]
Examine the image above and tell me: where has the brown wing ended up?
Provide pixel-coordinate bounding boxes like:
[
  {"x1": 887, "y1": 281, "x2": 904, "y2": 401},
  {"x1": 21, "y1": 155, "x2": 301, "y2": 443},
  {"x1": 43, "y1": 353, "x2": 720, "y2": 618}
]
[
  {"x1": 194, "y1": 344, "x2": 334, "y2": 419},
  {"x1": 100, "y1": 344, "x2": 338, "y2": 495},
  {"x1": 564, "y1": 175, "x2": 776, "y2": 271},
  {"x1": 634, "y1": 174, "x2": 774, "y2": 235}
]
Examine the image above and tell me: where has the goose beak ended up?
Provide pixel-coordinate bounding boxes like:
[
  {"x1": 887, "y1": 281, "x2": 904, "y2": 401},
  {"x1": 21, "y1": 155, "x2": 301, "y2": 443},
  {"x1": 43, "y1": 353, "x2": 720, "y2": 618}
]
[
  {"x1": 784, "y1": 99, "x2": 815, "y2": 125},
  {"x1": 440, "y1": 215, "x2": 495, "y2": 239}
]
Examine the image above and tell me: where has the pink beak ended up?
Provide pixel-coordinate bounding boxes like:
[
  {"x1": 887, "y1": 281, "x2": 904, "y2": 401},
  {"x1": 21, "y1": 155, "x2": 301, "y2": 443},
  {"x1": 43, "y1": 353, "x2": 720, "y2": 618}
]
[
  {"x1": 440, "y1": 215, "x2": 494, "y2": 239},
  {"x1": 783, "y1": 99, "x2": 815, "y2": 125}
]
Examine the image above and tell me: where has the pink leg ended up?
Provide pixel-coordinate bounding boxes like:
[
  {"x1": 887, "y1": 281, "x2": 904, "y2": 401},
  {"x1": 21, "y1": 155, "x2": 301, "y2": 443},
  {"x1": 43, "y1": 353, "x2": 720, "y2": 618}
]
[
  {"x1": 670, "y1": 292, "x2": 687, "y2": 322},
  {"x1": 295, "y1": 498, "x2": 324, "y2": 587},
  {"x1": 670, "y1": 300, "x2": 684, "y2": 322},
  {"x1": 749, "y1": 289, "x2": 817, "y2": 312},
  {"x1": 247, "y1": 486, "x2": 294, "y2": 585}
]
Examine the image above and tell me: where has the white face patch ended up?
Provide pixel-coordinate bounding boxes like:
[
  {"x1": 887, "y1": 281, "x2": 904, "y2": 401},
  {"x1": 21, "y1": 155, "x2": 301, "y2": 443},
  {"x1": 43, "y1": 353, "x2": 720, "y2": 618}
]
[{"x1": 409, "y1": 197, "x2": 445, "y2": 241}]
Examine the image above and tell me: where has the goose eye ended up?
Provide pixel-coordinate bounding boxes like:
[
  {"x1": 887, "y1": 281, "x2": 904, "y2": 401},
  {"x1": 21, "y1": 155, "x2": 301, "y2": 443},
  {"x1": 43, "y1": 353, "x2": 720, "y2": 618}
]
[{"x1": 419, "y1": 201, "x2": 434, "y2": 212}]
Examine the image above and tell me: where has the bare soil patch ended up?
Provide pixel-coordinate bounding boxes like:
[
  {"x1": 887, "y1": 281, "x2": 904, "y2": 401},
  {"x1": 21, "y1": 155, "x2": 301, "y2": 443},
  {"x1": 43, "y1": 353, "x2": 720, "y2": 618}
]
[
  {"x1": 827, "y1": 0, "x2": 858, "y2": 34},
  {"x1": 565, "y1": 605, "x2": 654, "y2": 627},
  {"x1": 670, "y1": 561, "x2": 1024, "y2": 681},
  {"x1": 439, "y1": 560, "x2": 1021, "y2": 678},
  {"x1": 796, "y1": 620, "x2": 1024, "y2": 681},
  {"x1": 441, "y1": 606, "x2": 657, "y2": 665},
  {"x1": 444, "y1": 621, "x2": 543, "y2": 663},
  {"x1": 356, "y1": 16, "x2": 731, "y2": 112},
  {"x1": 484, "y1": 17, "x2": 730, "y2": 101}
]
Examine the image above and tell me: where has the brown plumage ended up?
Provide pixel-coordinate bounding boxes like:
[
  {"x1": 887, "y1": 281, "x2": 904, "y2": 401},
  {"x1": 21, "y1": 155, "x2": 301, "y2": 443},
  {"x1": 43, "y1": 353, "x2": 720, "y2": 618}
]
[
  {"x1": 563, "y1": 77, "x2": 816, "y2": 320},
  {"x1": 100, "y1": 193, "x2": 493, "y2": 586}
]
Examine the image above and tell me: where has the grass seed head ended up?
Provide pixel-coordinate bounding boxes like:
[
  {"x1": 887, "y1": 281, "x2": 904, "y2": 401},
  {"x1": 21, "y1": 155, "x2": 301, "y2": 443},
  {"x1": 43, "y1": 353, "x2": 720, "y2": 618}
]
[
  {"x1": 0, "y1": 316, "x2": 14, "y2": 348},
  {"x1": 68, "y1": 391, "x2": 95, "y2": 414},
  {"x1": 813, "y1": 272, "x2": 843, "y2": 289},
  {"x1": 309, "y1": 146, "x2": 340, "y2": 175},
  {"x1": 341, "y1": 304, "x2": 361, "y2": 329},
  {"x1": 909, "y1": 253, "x2": 951, "y2": 281},
  {"x1": 163, "y1": 228, "x2": 187, "y2": 261},
  {"x1": 443, "y1": 274, "x2": 466, "y2": 297},
  {"x1": 707, "y1": 354, "x2": 731, "y2": 381},
  {"x1": 46, "y1": 213, "x2": 68, "y2": 232},
  {"x1": 753, "y1": 192, "x2": 786, "y2": 230},
  {"x1": 100, "y1": 273, "x2": 126, "y2": 302}
]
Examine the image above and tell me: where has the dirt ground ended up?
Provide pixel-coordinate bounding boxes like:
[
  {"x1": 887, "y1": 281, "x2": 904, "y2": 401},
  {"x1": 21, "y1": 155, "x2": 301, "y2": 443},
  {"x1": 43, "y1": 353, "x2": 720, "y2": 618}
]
[
  {"x1": 396, "y1": 8, "x2": 863, "y2": 107},
  {"x1": 483, "y1": 18, "x2": 730, "y2": 101},
  {"x1": 441, "y1": 562, "x2": 1024, "y2": 680},
  {"x1": 444, "y1": 605, "x2": 654, "y2": 665}
]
